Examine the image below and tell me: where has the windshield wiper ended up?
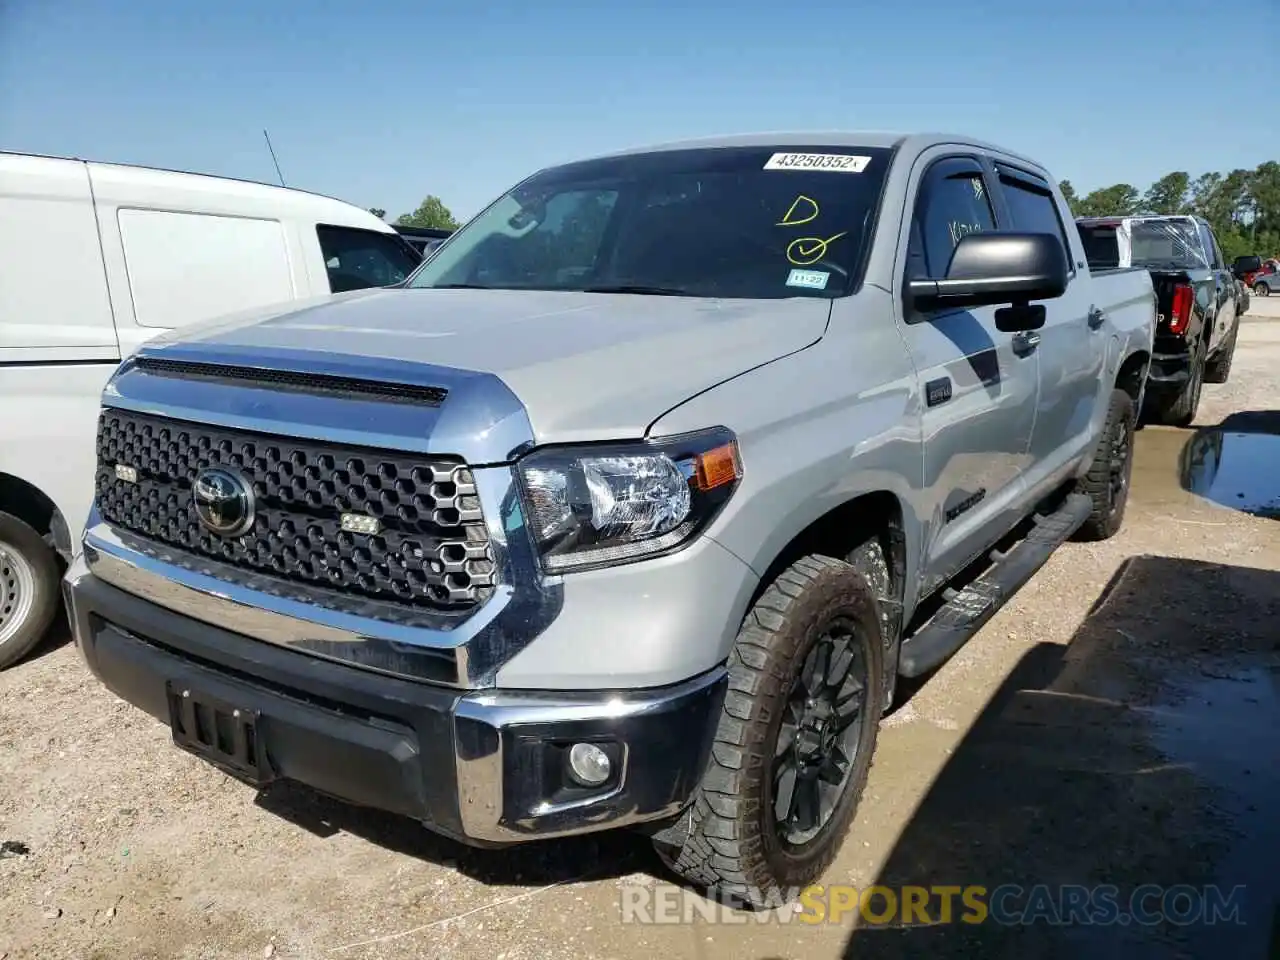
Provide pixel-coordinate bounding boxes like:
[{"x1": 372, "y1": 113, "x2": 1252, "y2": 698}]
[
  {"x1": 582, "y1": 284, "x2": 694, "y2": 297},
  {"x1": 428, "y1": 282, "x2": 493, "y2": 289}
]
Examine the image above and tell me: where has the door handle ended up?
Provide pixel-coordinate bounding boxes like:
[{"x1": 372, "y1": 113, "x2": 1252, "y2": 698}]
[
  {"x1": 1087, "y1": 305, "x2": 1106, "y2": 329},
  {"x1": 1012, "y1": 331, "x2": 1041, "y2": 355}
]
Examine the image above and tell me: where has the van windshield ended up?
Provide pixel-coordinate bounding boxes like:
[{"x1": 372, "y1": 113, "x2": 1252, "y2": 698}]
[{"x1": 407, "y1": 145, "x2": 894, "y2": 299}]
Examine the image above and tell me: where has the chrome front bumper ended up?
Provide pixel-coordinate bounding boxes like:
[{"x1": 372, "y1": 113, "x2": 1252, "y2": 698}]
[{"x1": 64, "y1": 556, "x2": 725, "y2": 844}]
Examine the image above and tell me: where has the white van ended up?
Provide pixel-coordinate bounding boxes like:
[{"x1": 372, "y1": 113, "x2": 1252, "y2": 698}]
[{"x1": 0, "y1": 151, "x2": 423, "y2": 667}]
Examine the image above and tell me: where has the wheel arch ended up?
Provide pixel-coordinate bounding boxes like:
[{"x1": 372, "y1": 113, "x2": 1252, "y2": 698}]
[
  {"x1": 744, "y1": 490, "x2": 910, "y2": 629},
  {"x1": 0, "y1": 473, "x2": 71, "y2": 563},
  {"x1": 1115, "y1": 348, "x2": 1150, "y2": 405}
]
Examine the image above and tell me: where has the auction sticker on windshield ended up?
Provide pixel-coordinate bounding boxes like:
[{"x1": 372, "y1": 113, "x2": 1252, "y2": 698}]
[
  {"x1": 764, "y1": 153, "x2": 871, "y2": 173},
  {"x1": 786, "y1": 269, "x2": 830, "y2": 290}
]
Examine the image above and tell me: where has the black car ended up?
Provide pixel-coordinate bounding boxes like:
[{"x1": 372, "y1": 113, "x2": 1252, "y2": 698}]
[{"x1": 1076, "y1": 214, "x2": 1242, "y2": 426}]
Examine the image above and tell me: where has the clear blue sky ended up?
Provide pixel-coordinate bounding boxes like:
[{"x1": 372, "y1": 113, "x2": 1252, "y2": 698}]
[{"x1": 2, "y1": 0, "x2": 1276, "y2": 221}]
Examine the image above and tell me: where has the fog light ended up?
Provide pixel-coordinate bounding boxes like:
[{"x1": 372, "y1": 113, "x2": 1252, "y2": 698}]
[{"x1": 567, "y1": 742, "x2": 612, "y2": 787}]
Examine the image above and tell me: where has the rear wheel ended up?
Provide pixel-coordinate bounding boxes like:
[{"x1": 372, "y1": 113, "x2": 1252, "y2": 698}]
[
  {"x1": 1205, "y1": 323, "x2": 1238, "y2": 384},
  {"x1": 1148, "y1": 339, "x2": 1205, "y2": 428},
  {"x1": 1074, "y1": 389, "x2": 1135, "y2": 542},
  {"x1": 1255, "y1": 282, "x2": 1270, "y2": 297},
  {"x1": 654, "y1": 554, "x2": 884, "y2": 907},
  {"x1": 0, "y1": 512, "x2": 60, "y2": 670}
]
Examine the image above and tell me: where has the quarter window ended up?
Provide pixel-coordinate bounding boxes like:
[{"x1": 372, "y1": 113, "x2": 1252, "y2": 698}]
[{"x1": 909, "y1": 169, "x2": 996, "y2": 279}]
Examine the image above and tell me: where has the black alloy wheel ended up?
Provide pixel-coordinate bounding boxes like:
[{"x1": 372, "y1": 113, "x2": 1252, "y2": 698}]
[{"x1": 772, "y1": 615, "x2": 870, "y2": 848}]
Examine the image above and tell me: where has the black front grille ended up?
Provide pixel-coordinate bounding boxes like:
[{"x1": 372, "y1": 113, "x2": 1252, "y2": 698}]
[{"x1": 95, "y1": 408, "x2": 496, "y2": 614}]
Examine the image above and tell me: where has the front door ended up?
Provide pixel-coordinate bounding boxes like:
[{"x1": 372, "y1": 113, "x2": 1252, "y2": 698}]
[{"x1": 896, "y1": 154, "x2": 1040, "y2": 590}]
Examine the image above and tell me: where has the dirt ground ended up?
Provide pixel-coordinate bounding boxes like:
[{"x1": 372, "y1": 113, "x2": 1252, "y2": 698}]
[{"x1": 3, "y1": 306, "x2": 1279, "y2": 960}]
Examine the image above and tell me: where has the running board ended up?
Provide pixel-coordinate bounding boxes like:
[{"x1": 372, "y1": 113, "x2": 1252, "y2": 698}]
[{"x1": 897, "y1": 493, "x2": 1093, "y2": 679}]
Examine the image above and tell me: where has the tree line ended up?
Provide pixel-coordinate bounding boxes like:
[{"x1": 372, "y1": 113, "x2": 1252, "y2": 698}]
[{"x1": 1060, "y1": 161, "x2": 1280, "y2": 261}]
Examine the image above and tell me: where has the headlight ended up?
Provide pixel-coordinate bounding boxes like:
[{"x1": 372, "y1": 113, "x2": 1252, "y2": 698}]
[{"x1": 515, "y1": 426, "x2": 742, "y2": 573}]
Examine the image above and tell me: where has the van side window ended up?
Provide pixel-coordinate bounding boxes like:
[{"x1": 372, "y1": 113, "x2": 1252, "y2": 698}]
[
  {"x1": 998, "y1": 175, "x2": 1072, "y2": 263},
  {"x1": 317, "y1": 225, "x2": 422, "y2": 293},
  {"x1": 909, "y1": 169, "x2": 996, "y2": 279}
]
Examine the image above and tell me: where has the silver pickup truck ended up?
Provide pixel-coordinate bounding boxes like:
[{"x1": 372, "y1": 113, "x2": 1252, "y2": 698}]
[{"x1": 64, "y1": 132, "x2": 1155, "y2": 906}]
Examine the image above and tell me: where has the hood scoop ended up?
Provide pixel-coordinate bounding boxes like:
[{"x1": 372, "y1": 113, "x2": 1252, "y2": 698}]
[{"x1": 131, "y1": 356, "x2": 450, "y2": 407}]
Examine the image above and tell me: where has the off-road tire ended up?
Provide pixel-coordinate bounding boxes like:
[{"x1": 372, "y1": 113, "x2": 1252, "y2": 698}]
[
  {"x1": 1205, "y1": 323, "x2": 1238, "y2": 384},
  {"x1": 845, "y1": 538, "x2": 898, "y2": 709},
  {"x1": 654, "y1": 554, "x2": 885, "y2": 908},
  {"x1": 0, "y1": 512, "x2": 60, "y2": 670},
  {"x1": 1074, "y1": 389, "x2": 1135, "y2": 542},
  {"x1": 1148, "y1": 339, "x2": 1204, "y2": 427}
]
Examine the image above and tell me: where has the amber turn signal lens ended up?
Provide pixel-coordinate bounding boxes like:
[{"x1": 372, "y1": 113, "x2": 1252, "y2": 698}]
[{"x1": 693, "y1": 442, "x2": 742, "y2": 492}]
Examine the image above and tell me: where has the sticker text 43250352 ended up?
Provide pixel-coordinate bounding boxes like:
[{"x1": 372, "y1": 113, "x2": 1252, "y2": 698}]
[{"x1": 763, "y1": 153, "x2": 871, "y2": 173}]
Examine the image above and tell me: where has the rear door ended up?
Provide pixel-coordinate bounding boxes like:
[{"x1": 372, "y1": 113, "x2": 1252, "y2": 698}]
[
  {"x1": 0, "y1": 155, "x2": 119, "y2": 362},
  {"x1": 990, "y1": 163, "x2": 1105, "y2": 483},
  {"x1": 896, "y1": 152, "x2": 1039, "y2": 589}
]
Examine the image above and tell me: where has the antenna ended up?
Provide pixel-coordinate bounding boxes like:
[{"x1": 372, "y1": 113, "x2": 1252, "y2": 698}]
[{"x1": 262, "y1": 129, "x2": 286, "y2": 186}]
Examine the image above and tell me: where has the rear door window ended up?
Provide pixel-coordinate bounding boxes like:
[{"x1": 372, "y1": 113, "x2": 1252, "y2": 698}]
[
  {"x1": 997, "y1": 173, "x2": 1072, "y2": 264},
  {"x1": 316, "y1": 225, "x2": 422, "y2": 293}
]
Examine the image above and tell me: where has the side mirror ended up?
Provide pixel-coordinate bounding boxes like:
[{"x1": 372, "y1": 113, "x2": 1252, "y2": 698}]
[{"x1": 907, "y1": 232, "x2": 1069, "y2": 316}]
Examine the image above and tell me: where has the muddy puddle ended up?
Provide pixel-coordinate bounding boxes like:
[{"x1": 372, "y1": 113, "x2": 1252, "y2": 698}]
[
  {"x1": 845, "y1": 555, "x2": 1280, "y2": 959},
  {"x1": 1180, "y1": 419, "x2": 1280, "y2": 519}
]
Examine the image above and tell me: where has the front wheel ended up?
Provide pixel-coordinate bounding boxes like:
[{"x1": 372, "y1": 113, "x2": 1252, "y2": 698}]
[
  {"x1": 0, "y1": 512, "x2": 61, "y2": 670},
  {"x1": 1255, "y1": 282, "x2": 1270, "y2": 297},
  {"x1": 655, "y1": 554, "x2": 884, "y2": 907}
]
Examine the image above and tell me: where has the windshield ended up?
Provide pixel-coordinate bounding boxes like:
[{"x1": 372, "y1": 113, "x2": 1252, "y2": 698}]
[{"x1": 407, "y1": 145, "x2": 894, "y2": 298}]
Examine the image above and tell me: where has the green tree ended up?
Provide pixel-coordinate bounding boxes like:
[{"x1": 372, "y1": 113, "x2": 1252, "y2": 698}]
[
  {"x1": 1058, "y1": 179, "x2": 1079, "y2": 214},
  {"x1": 396, "y1": 195, "x2": 459, "y2": 231},
  {"x1": 368, "y1": 207, "x2": 386, "y2": 220},
  {"x1": 1249, "y1": 161, "x2": 1280, "y2": 235},
  {"x1": 1141, "y1": 172, "x2": 1189, "y2": 215},
  {"x1": 1076, "y1": 184, "x2": 1140, "y2": 218}
]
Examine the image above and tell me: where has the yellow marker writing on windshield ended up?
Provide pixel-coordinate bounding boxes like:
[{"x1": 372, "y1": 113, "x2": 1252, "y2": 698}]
[
  {"x1": 787, "y1": 232, "x2": 847, "y2": 266},
  {"x1": 777, "y1": 195, "x2": 820, "y2": 227}
]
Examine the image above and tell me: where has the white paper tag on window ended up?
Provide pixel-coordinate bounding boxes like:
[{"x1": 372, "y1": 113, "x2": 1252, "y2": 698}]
[
  {"x1": 786, "y1": 269, "x2": 830, "y2": 290},
  {"x1": 764, "y1": 153, "x2": 871, "y2": 173}
]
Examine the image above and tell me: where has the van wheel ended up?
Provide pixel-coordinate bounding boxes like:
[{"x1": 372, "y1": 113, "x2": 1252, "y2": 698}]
[
  {"x1": 654, "y1": 555, "x2": 884, "y2": 908},
  {"x1": 1205, "y1": 324, "x2": 1238, "y2": 384},
  {"x1": 0, "y1": 512, "x2": 61, "y2": 670},
  {"x1": 1074, "y1": 389, "x2": 1135, "y2": 542}
]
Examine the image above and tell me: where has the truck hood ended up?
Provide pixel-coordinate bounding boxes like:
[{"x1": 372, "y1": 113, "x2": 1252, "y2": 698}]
[{"x1": 142, "y1": 287, "x2": 831, "y2": 444}]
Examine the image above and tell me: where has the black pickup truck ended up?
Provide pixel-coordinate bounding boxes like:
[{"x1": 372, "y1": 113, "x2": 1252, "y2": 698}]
[{"x1": 1076, "y1": 214, "x2": 1241, "y2": 426}]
